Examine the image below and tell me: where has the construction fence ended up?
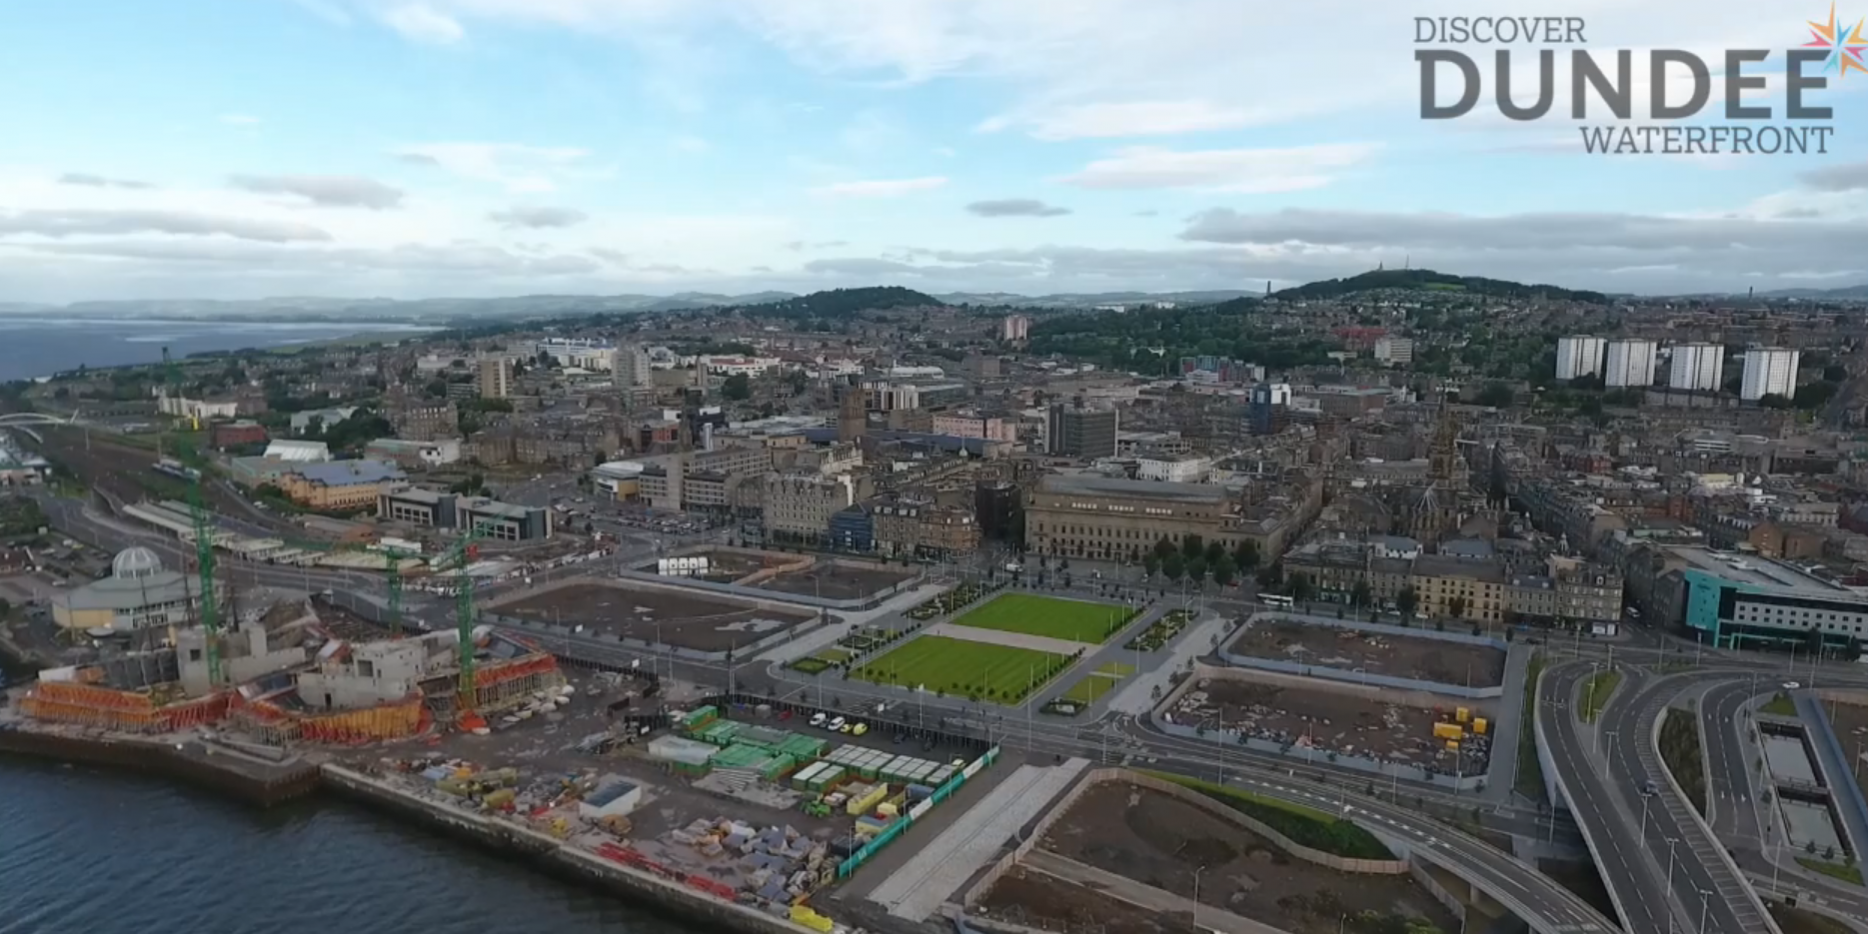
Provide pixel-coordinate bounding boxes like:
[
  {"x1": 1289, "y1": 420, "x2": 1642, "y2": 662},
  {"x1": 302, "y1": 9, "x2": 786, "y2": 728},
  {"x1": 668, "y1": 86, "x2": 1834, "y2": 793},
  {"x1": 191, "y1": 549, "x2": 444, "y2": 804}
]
[{"x1": 835, "y1": 746, "x2": 1001, "y2": 880}]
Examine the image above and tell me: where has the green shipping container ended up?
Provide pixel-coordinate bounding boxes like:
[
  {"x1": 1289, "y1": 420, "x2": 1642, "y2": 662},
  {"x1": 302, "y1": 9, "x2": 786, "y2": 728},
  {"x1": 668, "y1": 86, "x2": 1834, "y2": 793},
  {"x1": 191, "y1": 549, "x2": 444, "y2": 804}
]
[{"x1": 761, "y1": 754, "x2": 796, "y2": 781}]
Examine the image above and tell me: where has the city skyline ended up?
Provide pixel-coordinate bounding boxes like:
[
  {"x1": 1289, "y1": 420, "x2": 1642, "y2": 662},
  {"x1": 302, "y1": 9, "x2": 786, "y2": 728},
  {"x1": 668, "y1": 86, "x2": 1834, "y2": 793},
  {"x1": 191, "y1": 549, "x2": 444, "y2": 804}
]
[{"x1": 2, "y1": 0, "x2": 1866, "y2": 302}]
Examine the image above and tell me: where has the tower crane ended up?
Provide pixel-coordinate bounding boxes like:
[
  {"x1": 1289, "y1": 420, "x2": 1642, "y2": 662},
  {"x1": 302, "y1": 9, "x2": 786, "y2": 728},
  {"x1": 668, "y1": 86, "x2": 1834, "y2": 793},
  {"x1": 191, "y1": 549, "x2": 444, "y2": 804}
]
[
  {"x1": 436, "y1": 518, "x2": 499, "y2": 716},
  {"x1": 381, "y1": 545, "x2": 413, "y2": 636},
  {"x1": 162, "y1": 346, "x2": 221, "y2": 687}
]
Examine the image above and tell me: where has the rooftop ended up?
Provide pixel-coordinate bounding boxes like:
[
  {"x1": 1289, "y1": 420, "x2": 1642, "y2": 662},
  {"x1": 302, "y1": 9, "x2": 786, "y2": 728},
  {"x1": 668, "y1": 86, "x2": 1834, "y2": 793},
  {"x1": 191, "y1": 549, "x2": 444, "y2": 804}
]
[
  {"x1": 459, "y1": 497, "x2": 536, "y2": 519},
  {"x1": 1673, "y1": 546, "x2": 1849, "y2": 595},
  {"x1": 1038, "y1": 473, "x2": 1229, "y2": 503},
  {"x1": 292, "y1": 459, "x2": 406, "y2": 487}
]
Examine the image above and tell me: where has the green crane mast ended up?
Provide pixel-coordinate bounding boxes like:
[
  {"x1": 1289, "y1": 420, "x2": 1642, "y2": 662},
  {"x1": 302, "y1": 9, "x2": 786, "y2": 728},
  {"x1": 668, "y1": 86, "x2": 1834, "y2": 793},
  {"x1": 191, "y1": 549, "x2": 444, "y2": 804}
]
[
  {"x1": 381, "y1": 547, "x2": 410, "y2": 636},
  {"x1": 443, "y1": 520, "x2": 494, "y2": 713},
  {"x1": 163, "y1": 346, "x2": 221, "y2": 688}
]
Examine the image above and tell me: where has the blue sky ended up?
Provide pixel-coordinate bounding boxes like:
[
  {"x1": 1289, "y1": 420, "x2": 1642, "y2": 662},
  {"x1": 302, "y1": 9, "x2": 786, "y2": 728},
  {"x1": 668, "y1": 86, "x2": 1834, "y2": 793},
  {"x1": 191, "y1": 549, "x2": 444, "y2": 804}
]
[{"x1": 0, "y1": 0, "x2": 1865, "y2": 302}]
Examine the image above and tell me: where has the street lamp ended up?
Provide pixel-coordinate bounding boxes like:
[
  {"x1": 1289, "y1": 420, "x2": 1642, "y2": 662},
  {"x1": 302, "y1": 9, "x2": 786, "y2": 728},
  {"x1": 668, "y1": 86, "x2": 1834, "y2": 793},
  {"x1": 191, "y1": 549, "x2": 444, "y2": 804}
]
[{"x1": 1696, "y1": 888, "x2": 1713, "y2": 934}]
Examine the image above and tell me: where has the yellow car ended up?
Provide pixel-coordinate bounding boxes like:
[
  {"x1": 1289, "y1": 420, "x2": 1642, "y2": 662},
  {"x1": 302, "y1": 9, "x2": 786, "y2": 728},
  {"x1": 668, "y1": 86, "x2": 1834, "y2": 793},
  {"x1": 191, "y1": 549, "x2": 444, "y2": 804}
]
[{"x1": 851, "y1": 722, "x2": 869, "y2": 736}]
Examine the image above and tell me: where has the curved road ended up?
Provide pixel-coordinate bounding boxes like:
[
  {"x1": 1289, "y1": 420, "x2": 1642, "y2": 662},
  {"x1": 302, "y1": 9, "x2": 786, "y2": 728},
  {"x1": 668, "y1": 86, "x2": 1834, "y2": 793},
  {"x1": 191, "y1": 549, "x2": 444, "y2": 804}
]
[{"x1": 1542, "y1": 661, "x2": 1781, "y2": 934}]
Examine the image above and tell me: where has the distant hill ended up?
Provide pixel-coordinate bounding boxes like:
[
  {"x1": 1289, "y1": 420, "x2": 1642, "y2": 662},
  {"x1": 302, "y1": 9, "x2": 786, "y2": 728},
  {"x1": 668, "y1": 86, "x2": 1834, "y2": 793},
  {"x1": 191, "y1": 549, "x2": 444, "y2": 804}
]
[
  {"x1": 1271, "y1": 269, "x2": 1609, "y2": 304},
  {"x1": 935, "y1": 289, "x2": 1260, "y2": 308},
  {"x1": 752, "y1": 286, "x2": 944, "y2": 317},
  {"x1": 1757, "y1": 284, "x2": 1868, "y2": 300}
]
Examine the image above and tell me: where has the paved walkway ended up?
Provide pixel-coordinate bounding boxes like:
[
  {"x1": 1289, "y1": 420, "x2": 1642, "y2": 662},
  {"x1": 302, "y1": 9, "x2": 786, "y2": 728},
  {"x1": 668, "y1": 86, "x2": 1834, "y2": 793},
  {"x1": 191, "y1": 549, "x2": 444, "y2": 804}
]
[
  {"x1": 1107, "y1": 610, "x2": 1230, "y2": 715},
  {"x1": 754, "y1": 582, "x2": 947, "y2": 664},
  {"x1": 1023, "y1": 850, "x2": 1284, "y2": 934},
  {"x1": 867, "y1": 757, "x2": 1090, "y2": 922},
  {"x1": 1486, "y1": 644, "x2": 1531, "y2": 803},
  {"x1": 924, "y1": 622, "x2": 1091, "y2": 656}
]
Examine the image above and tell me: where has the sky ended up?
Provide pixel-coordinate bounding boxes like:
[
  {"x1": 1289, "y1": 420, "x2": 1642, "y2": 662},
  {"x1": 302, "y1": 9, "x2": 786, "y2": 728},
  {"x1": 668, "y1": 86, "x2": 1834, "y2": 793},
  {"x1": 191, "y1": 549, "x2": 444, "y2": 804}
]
[{"x1": 2, "y1": 0, "x2": 1867, "y2": 302}]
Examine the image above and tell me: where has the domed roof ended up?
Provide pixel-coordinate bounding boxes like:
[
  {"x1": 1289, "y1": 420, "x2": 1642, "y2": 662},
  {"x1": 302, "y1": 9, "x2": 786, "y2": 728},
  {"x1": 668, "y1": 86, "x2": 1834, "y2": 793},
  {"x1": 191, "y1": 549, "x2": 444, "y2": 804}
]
[{"x1": 112, "y1": 547, "x2": 163, "y2": 580}]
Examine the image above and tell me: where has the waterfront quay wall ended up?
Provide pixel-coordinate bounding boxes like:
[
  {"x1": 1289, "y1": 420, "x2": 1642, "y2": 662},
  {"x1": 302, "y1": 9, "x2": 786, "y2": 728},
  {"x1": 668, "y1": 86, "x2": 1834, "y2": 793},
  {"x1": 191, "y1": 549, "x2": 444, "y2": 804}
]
[
  {"x1": 321, "y1": 765, "x2": 824, "y2": 934},
  {"x1": 0, "y1": 725, "x2": 321, "y2": 805}
]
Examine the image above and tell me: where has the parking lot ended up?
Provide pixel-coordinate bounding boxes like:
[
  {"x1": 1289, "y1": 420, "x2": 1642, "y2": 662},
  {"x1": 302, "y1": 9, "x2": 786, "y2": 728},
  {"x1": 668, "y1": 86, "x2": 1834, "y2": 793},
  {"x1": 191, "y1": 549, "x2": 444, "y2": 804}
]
[
  {"x1": 1168, "y1": 672, "x2": 1493, "y2": 778},
  {"x1": 1228, "y1": 618, "x2": 1506, "y2": 689},
  {"x1": 484, "y1": 579, "x2": 816, "y2": 652}
]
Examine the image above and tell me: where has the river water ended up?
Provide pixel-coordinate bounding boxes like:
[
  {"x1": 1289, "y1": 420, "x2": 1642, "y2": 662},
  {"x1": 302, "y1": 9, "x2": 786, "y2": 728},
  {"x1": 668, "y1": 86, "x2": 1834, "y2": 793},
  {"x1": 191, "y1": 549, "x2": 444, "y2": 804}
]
[
  {"x1": 0, "y1": 318, "x2": 438, "y2": 383},
  {"x1": 0, "y1": 759, "x2": 696, "y2": 934}
]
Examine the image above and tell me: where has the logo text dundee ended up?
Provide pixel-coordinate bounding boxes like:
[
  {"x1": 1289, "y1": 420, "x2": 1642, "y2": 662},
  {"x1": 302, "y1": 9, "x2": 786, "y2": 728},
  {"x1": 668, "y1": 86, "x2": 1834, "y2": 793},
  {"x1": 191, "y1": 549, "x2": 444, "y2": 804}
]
[{"x1": 1413, "y1": 11, "x2": 1860, "y2": 154}]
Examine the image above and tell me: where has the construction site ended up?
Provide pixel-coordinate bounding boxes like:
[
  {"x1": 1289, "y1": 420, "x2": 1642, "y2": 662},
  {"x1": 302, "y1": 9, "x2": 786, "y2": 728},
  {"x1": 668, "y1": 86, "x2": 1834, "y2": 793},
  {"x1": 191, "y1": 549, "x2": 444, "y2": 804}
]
[
  {"x1": 1227, "y1": 618, "x2": 1507, "y2": 690},
  {"x1": 339, "y1": 700, "x2": 1001, "y2": 932},
  {"x1": 1164, "y1": 669, "x2": 1496, "y2": 780},
  {"x1": 996, "y1": 775, "x2": 1461, "y2": 934},
  {"x1": 482, "y1": 578, "x2": 817, "y2": 652},
  {"x1": 639, "y1": 548, "x2": 918, "y2": 602}
]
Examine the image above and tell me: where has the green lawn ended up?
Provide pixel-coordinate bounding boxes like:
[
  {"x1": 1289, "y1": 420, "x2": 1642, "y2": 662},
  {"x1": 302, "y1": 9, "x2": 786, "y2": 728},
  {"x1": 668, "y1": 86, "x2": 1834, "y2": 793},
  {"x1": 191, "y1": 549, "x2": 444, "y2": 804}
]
[
  {"x1": 1059, "y1": 664, "x2": 1134, "y2": 706},
  {"x1": 1060, "y1": 676, "x2": 1120, "y2": 706},
  {"x1": 1581, "y1": 670, "x2": 1621, "y2": 723},
  {"x1": 949, "y1": 593, "x2": 1134, "y2": 644},
  {"x1": 851, "y1": 635, "x2": 1071, "y2": 704},
  {"x1": 1762, "y1": 693, "x2": 1799, "y2": 717},
  {"x1": 1797, "y1": 857, "x2": 1864, "y2": 885}
]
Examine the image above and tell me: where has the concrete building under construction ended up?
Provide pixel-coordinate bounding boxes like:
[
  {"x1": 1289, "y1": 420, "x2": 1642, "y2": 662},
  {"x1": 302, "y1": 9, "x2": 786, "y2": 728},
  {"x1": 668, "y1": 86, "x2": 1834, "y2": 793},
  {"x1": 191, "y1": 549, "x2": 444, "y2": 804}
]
[{"x1": 18, "y1": 597, "x2": 561, "y2": 746}]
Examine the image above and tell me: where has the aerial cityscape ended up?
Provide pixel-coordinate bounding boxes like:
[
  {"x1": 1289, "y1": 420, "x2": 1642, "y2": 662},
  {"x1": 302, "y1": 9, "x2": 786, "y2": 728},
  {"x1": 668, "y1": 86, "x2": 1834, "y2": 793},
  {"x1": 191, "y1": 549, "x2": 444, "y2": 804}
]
[{"x1": 5, "y1": 4, "x2": 1868, "y2": 934}]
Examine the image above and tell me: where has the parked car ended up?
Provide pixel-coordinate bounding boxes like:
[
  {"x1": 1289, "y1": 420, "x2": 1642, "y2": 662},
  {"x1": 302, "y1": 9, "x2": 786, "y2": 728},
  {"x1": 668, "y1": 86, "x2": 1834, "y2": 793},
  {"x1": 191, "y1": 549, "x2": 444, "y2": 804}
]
[
  {"x1": 828, "y1": 716, "x2": 847, "y2": 732},
  {"x1": 809, "y1": 712, "x2": 828, "y2": 728}
]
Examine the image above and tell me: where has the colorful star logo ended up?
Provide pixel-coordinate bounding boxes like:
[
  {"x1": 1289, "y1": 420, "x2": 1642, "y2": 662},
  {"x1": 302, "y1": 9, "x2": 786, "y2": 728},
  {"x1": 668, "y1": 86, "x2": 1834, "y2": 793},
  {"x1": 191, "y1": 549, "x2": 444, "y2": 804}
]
[{"x1": 1806, "y1": 3, "x2": 1868, "y2": 77}]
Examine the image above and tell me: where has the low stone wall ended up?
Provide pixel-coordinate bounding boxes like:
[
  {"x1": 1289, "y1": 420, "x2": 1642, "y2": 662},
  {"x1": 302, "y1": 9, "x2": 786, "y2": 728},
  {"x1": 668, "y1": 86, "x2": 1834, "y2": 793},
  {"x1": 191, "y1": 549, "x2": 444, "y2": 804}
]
[
  {"x1": 963, "y1": 767, "x2": 1407, "y2": 909},
  {"x1": 0, "y1": 725, "x2": 321, "y2": 805}
]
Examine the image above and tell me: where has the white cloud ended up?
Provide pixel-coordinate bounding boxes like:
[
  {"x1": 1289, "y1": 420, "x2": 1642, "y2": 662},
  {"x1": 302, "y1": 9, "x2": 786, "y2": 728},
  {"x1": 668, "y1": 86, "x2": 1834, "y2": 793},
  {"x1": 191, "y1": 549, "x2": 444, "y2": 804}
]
[
  {"x1": 488, "y1": 205, "x2": 589, "y2": 229},
  {"x1": 0, "y1": 209, "x2": 330, "y2": 243},
  {"x1": 228, "y1": 174, "x2": 406, "y2": 209},
  {"x1": 219, "y1": 113, "x2": 262, "y2": 127},
  {"x1": 809, "y1": 176, "x2": 948, "y2": 198},
  {"x1": 380, "y1": 4, "x2": 465, "y2": 44},
  {"x1": 58, "y1": 173, "x2": 154, "y2": 191},
  {"x1": 393, "y1": 142, "x2": 592, "y2": 192},
  {"x1": 992, "y1": 100, "x2": 1278, "y2": 140},
  {"x1": 1060, "y1": 144, "x2": 1378, "y2": 193}
]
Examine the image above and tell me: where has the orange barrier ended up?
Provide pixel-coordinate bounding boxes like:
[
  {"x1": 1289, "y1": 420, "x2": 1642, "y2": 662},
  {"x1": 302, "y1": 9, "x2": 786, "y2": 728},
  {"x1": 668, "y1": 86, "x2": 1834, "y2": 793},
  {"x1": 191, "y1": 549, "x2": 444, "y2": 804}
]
[
  {"x1": 19, "y1": 686, "x2": 230, "y2": 733},
  {"x1": 234, "y1": 693, "x2": 428, "y2": 745}
]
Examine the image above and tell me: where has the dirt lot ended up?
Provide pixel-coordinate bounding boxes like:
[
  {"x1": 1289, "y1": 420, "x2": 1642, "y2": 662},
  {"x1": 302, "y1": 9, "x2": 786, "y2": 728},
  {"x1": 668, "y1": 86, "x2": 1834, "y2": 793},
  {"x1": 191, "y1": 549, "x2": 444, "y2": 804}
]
[
  {"x1": 634, "y1": 549, "x2": 768, "y2": 583},
  {"x1": 1230, "y1": 619, "x2": 1506, "y2": 689},
  {"x1": 486, "y1": 580, "x2": 815, "y2": 651},
  {"x1": 1170, "y1": 676, "x2": 1491, "y2": 777},
  {"x1": 978, "y1": 868, "x2": 1204, "y2": 934},
  {"x1": 1040, "y1": 782, "x2": 1459, "y2": 934},
  {"x1": 754, "y1": 562, "x2": 916, "y2": 601}
]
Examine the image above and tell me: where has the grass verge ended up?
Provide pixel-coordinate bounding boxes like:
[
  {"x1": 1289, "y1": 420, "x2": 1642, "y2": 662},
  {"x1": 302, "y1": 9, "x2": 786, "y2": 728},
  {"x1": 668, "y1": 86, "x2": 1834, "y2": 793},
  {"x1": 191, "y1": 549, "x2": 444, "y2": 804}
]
[
  {"x1": 1659, "y1": 707, "x2": 1708, "y2": 816},
  {"x1": 1145, "y1": 771, "x2": 1395, "y2": 860},
  {"x1": 1797, "y1": 857, "x2": 1864, "y2": 885},
  {"x1": 1581, "y1": 670, "x2": 1621, "y2": 723},
  {"x1": 1516, "y1": 652, "x2": 1549, "y2": 803},
  {"x1": 1762, "y1": 692, "x2": 1799, "y2": 717}
]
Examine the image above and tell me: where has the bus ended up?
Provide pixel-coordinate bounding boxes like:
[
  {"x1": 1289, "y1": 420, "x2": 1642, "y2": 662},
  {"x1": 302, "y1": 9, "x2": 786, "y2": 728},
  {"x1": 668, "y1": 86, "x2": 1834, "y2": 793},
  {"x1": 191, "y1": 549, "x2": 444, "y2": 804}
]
[{"x1": 1258, "y1": 593, "x2": 1295, "y2": 609}]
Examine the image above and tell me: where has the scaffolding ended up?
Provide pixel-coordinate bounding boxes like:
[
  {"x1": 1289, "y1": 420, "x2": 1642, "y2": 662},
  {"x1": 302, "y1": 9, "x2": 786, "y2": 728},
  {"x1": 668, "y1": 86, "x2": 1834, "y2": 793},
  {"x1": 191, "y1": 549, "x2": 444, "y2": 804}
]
[
  {"x1": 469, "y1": 653, "x2": 564, "y2": 713},
  {"x1": 238, "y1": 693, "x2": 430, "y2": 745},
  {"x1": 19, "y1": 681, "x2": 230, "y2": 733}
]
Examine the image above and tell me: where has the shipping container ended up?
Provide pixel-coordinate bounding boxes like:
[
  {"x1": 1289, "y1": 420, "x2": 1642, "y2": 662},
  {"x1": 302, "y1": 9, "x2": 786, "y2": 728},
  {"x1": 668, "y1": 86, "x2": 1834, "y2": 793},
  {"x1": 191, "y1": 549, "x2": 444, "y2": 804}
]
[
  {"x1": 1432, "y1": 722, "x2": 1464, "y2": 741},
  {"x1": 1472, "y1": 717, "x2": 1489, "y2": 735},
  {"x1": 1455, "y1": 707, "x2": 1470, "y2": 723}
]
